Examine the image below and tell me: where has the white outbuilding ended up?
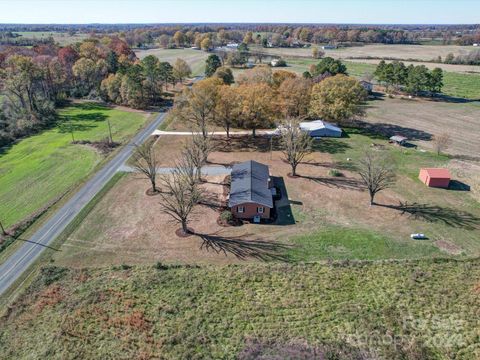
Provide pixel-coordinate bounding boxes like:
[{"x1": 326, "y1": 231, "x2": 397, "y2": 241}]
[{"x1": 299, "y1": 120, "x2": 342, "y2": 138}]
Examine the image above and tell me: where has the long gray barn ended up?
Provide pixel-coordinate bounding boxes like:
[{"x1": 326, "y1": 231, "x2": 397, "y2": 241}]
[{"x1": 299, "y1": 120, "x2": 342, "y2": 138}]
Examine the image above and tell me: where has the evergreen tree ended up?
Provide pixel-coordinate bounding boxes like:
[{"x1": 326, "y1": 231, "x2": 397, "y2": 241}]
[{"x1": 205, "y1": 54, "x2": 222, "y2": 77}]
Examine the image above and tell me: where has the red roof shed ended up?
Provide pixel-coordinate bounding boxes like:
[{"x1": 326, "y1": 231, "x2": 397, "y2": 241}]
[{"x1": 419, "y1": 168, "x2": 451, "y2": 188}]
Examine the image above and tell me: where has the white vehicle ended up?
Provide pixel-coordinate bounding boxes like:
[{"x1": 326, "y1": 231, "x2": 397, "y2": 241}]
[{"x1": 410, "y1": 233, "x2": 427, "y2": 240}]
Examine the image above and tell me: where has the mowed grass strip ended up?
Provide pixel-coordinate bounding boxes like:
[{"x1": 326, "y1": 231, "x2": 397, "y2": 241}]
[
  {"x1": 0, "y1": 259, "x2": 478, "y2": 359},
  {"x1": 286, "y1": 226, "x2": 441, "y2": 261},
  {"x1": 0, "y1": 103, "x2": 148, "y2": 228}
]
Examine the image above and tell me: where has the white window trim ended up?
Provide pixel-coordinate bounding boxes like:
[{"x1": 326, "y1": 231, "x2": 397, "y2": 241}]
[
  {"x1": 238, "y1": 206, "x2": 245, "y2": 213},
  {"x1": 257, "y1": 207, "x2": 264, "y2": 214}
]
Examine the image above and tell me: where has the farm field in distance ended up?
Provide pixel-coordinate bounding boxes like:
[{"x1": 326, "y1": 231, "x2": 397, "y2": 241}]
[
  {"x1": 12, "y1": 31, "x2": 89, "y2": 45},
  {"x1": 252, "y1": 43, "x2": 474, "y2": 62},
  {"x1": 364, "y1": 96, "x2": 480, "y2": 158},
  {"x1": 0, "y1": 103, "x2": 150, "y2": 230},
  {"x1": 135, "y1": 48, "x2": 209, "y2": 76},
  {"x1": 1, "y1": 259, "x2": 478, "y2": 359}
]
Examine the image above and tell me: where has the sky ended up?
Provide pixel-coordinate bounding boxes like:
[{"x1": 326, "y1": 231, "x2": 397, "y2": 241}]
[{"x1": 0, "y1": 0, "x2": 479, "y2": 24}]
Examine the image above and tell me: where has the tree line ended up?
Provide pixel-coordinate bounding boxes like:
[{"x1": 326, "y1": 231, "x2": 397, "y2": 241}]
[
  {"x1": 0, "y1": 37, "x2": 192, "y2": 147},
  {"x1": 374, "y1": 60, "x2": 444, "y2": 95},
  {"x1": 173, "y1": 59, "x2": 367, "y2": 139}
]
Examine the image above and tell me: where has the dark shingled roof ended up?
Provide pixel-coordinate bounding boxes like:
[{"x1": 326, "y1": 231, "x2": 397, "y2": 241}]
[{"x1": 228, "y1": 160, "x2": 273, "y2": 208}]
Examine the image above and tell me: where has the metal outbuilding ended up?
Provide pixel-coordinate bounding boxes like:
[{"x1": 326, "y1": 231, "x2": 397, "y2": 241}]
[
  {"x1": 419, "y1": 168, "x2": 451, "y2": 188},
  {"x1": 299, "y1": 120, "x2": 342, "y2": 138}
]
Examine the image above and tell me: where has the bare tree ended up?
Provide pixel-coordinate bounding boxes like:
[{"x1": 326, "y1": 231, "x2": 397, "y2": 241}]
[
  {"x1": 432, "y1": 133, "x2": 452, "y2": 155},
  {"x1": 175, "y1": 150, "x2": 197, "y2": 192},
  {"x1": 280, "y1": 118, "x2": 313, "y2": 176},
  {"x1": 132, "y1": 141, "x2": 159, "y2": 194},
  {"x1": 159, "y1": 167, "x2": 203, "y2": 235},
  {"x1": 357, "y1": 151, "x2": 396, "y2": 205},
  {"x1": 183, "y1": 131, "x2": 214, "y2": 181},
  {"x1": 174, "y1": 78, "x2": 220, "y2": 139}
]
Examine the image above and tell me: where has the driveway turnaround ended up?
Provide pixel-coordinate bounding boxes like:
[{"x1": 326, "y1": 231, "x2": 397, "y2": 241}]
[{"x1": 0, "y1": 112, "x2": 168, "y2": 296}]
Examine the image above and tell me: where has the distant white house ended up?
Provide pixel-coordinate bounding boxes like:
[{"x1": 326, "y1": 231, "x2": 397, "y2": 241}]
[{"x1": 299, "y1": 120, "x2": 342, "y2": 138}]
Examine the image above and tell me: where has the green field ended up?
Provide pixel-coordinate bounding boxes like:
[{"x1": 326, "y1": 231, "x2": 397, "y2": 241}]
[
  {"x1": 0, "y1": 103, "x2": 148, "y2": 229},
  {"x1": 1, "y1": 259, "x2": 478, "y2": 359},
  {"x1": 13, "y1": 31, "x2": 89, "y2": 46},
  {"x1": 135, "y1": 48, "x2": 209, "y2": 76}
]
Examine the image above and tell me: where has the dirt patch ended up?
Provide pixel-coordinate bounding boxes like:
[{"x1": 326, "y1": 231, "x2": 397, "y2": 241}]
[
  {"x1": 434, "y1": 240, "x2": 463, "y2": 255},
  {"x1": 175, "y1": 228, "x2": 194, "y2": 237},
  {"x1": 73, "y1": 139, "x2": 120, "y2": 155},
  {"x1": 145, "y1": 188, "x2": 161, "y2": 196}
]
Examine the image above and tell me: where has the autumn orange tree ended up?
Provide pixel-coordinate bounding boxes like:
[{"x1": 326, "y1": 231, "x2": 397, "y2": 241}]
[
  {"x1": 272, "y1": 70, "x2": 296, "y2": 89},
  {"x1": 309, "y1": 74, "x2": 367, "y2": 124},
  {"x1": 173, "y1": 58, "x2": 192, "y2": 83},
  {"x1": 237, "y1": 83, "x2": 275, "y2": 137},
  {"x1": 277, "y1": 77, "x2": 312, "y2": 118},
  {"x1": 174, "y1": 77, "x2": 222, "y2": 138},
  {"x1": 215, "y1": 85, "x2": 241, "y2": 138}
]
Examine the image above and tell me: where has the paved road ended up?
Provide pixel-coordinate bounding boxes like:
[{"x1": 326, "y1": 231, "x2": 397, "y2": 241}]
[
  {"x1": 0, "y1": 112, "x2": 168, "y2": 296},
  {"x1": 118, "y1": 164, "x2": 232, "y2": 176}
]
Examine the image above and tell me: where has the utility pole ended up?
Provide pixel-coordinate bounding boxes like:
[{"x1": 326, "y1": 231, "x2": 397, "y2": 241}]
[
  {"x1": 107, "y1": 119, "x2": 113, "y2": 144},
  {"x1": 0, "y1": 220, "x2": 7, "y2": 236}
]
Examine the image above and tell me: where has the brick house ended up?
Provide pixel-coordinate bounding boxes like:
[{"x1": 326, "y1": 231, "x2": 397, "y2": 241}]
[{"x1": 228, "y1": 160, "x2": 274, "y2": 222}]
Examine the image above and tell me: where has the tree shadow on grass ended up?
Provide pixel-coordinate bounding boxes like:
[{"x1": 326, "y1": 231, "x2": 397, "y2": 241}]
[
  {"x1": 198, "y1": 191, "x2": 226, "y2": 211},
  {"x1": 301, "y1": 160, "x2": 357, "y2": 171},
  {"x1": 59, "y1": 112, "x2": 108, "y2": 123},
  {"x1": 214, "y1": 135, "x2": 281, "y2": 153},
  {"x1": 57, "y1": 122, "x2": 98, "y2": 133},
  {"x1": 375, "y1": 202, "x2": 480, "y2": 230},
  {"x1": 429, "y1": 94, "x2": 480, "y2": 104},
  {"x1": 352, "y1": 120, "x2": 432, "y2": 141},
  {"x1": 311, "y1": 138, "x2": 351, "y2": 154},
  {"x1": 299, "y1": 174, "x2": 366, "y2": 191},
  {"x1": 196, "y1": 231, "x2": 292, "y2": 261}
]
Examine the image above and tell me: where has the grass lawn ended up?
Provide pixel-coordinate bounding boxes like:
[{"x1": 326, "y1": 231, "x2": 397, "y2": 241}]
[
  {"x1": 1, "y1": 259, "x2": 479, "y2": 359},
  {"x1": 52, "y1": 129, "x2": 479, "y2": 267},
  {"x1": 0, "y1": 103, "x2": 149, "y2": 229}
]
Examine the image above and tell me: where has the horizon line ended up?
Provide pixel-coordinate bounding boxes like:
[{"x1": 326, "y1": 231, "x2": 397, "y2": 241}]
[{"x1": 1, "y1": 22, "x2": 479, "y2": 26}]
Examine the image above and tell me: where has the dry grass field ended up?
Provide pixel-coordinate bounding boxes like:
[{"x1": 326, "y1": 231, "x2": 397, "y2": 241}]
[
  {"x1": 347, "y1": 58, "x2": 480, "y2": 74},
  {"x1": 254, "y1": 44, "x2": 474, "y2": 62},
  {"x1": 364, "y1": 96, "x2": 480, "y2": 158}
]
